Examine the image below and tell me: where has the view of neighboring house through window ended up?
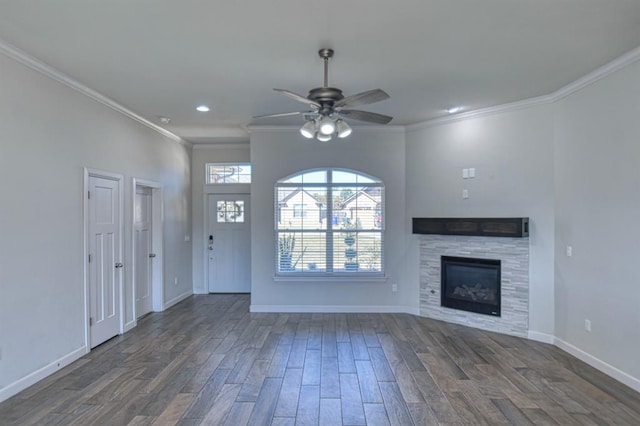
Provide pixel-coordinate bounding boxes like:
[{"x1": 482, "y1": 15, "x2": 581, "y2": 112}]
[
  {"x1": 293, "y1": 204, "x2": 307, "y2": 218},
  {"x1": 275, "y1": 168, "x2": 384, "y2": 276},
  {"x1": 206, "y1": 163, "x2": 251, "y2": 184}
]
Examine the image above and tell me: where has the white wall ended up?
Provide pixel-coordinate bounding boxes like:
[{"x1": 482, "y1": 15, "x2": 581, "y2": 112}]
[
  {"x1": 405, "y1": 105, "x2": 556, "y2": 337},
  {"x1": 0, "y1": 51, "x2": 192, "y2": 396},
  {"x1": 249, "y1": 127, "x2": 410, "y2": 311},
  {"x1": 554, "y1": 59, "x2": 640, "y2": 382},
  {"x1": 191, "y1": 144, "x2": 250, "y2": 293}
]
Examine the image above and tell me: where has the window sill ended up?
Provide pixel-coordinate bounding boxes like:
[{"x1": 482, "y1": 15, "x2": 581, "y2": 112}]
[{"x1": 273, "y1": 274, "x2": 388, "y2": 283}]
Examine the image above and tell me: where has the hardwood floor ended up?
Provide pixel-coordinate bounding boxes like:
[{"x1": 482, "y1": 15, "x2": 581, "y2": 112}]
[{"x1": 2, "y1": 294, "x2": 639, "y2": 425}]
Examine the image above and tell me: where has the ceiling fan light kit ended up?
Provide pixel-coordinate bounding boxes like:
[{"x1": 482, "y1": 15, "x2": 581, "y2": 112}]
[
  {"x1": 318, "y1": 116, "x2": 336, "y2": 135},
  {"x1": 317, "y1": 133, "x2": 332, "y2": 142},
  {"x1": 300, "y1": 120, "x2": 316, "y2": 139},
  {"x1": 256, "y1": 48, "x2": 392, "y2": 142},
  {"x1": 336, "y1": 119, "x2": 352, "y2": 138}
]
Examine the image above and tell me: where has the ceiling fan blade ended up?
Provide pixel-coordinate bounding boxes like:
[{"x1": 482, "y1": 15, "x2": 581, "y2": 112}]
[
  {"x1": 334, "y1": 89, "x2": 390, "y2": 109},
  {"x1": 339, "y1": 109, "x2": 393, "y2": 125},
  {"x1": 274, "y1": 89, "x2": 321, "y2": 108},
  {"x1": 253, "y1": 111, "x2": 303, "y2": 120}
]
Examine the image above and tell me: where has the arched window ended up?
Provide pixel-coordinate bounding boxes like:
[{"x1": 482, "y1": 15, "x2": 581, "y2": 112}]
[{"x1": 275, "y1": 168, "x2": 384, "y2": 276}]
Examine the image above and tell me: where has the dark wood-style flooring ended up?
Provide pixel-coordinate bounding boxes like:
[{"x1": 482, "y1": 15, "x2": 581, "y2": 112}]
[{"x1": 1, "y1": 294, "x2": 639, "y2": 425}]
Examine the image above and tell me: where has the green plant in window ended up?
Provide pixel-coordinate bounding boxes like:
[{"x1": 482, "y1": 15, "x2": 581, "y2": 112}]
[
  {"x1": 278, "y1": 233, "x2": 296, "y2": 271},
  {"x1": 360, "y1": 238, "x2": 381, "y2": 270}
]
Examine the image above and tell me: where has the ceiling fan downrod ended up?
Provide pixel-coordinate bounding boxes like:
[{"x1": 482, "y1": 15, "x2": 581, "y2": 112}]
[{"x1": 319, "y1": 48, "x2": 334, "y2": 88}]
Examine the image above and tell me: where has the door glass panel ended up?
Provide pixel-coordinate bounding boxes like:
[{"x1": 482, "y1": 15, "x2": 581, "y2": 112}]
[{"x1": 217, "y1": 200, "x2": 244, "y2": 222}]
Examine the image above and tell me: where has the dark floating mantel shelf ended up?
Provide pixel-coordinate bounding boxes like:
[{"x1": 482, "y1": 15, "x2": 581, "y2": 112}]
[{"x1": 412, "y1": 217, "x2": 529, "y2": 238}]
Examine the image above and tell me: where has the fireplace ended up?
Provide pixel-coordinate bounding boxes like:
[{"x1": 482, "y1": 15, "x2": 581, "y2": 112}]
[{"x1": 441, "y1": 256, "x2": 501, "y2": 316}]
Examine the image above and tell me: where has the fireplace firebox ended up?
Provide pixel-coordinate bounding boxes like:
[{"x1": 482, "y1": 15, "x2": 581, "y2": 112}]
[{"x1": 441, "y1": 256, "x2": 501, "y2": 316}]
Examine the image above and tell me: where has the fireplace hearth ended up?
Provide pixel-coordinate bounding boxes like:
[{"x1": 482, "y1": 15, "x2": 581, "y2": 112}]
[{"x1": 441, "y1": 256, "x2": 501, "y2": 316}]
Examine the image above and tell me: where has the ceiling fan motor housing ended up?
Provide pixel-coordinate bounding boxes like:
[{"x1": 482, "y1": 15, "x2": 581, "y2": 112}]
[{"x1": 308, "y1": 87, "x2": 344, "y2": 103}]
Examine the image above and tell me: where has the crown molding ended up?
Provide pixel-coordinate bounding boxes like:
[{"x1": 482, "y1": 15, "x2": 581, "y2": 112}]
[
  {"x1": 552, "y1": 44, "x2": 640, "y2": 101},
  {"x1": 0, "y1": 39, "x2": 186, "y2": 147},
  {"x1": 192, "y1": 142, "x2": 250, "y2": 150},
  {"x1": 406, "y1": 94, "x2": 554, "y2": 132},
  {"x1": 408, "y1": 45, "x2": 640, "y2": 132}
]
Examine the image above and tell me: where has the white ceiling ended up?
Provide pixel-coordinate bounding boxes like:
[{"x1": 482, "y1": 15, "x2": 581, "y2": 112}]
[{"x1": 1, "y1": 0, "x2": 639, "y2": 143}]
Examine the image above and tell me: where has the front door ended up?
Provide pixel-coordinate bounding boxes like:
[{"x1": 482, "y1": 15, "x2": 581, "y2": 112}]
[
  {"x1": 207, "y1": 193, "x2": 251, "y2": 293},
  {"x1": 135, "y1": 185, "x2": 153, "y2": 318},
  {"x1": 88, "y1": 174, "x2": 121, "y2": 348}
]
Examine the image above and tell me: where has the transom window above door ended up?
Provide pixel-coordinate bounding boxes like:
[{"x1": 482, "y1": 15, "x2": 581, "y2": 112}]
[
  {"x1": 275, "y1": 168, "x2": 384, "y2": 277},
  {"x1": 206, "y1": 163, "x2": 251, "y2": 184}
]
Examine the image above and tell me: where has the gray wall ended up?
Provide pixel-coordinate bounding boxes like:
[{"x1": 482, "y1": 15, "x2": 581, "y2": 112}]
[
  {"x1": 0, "y1": 52, "x2": 192, "y2": 392},
  {"x1": 191, "y1": 144, "x2": 250, "y2": 294},
  {"x1": 405, "y1": 105, "x2": 556, "y2": 337},
  {"x1": 249, "y1": 127, "x2": 411, "y2": 310},
  {"x1": 554, "y1": 59, "x2": 640, "y2": 380}
]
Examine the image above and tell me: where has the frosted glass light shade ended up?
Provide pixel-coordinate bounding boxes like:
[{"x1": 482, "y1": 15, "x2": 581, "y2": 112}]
[
  {"x1": 318, "y1": 116, "x2": 336, "y2": 135},
  {"x1": 336, "y1": 120, "x2": 352, "y2": 138},
  {"x1": 300, "y1": 120, "x2": 316, "y2": 138}
]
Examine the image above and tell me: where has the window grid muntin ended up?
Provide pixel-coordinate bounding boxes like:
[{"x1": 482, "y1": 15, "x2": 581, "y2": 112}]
[
  {"x1": 275, "y1": 169, "x2": 384, "y2": 276},
  {"x1": 206, "y1": 162, "x2": 252, "y2": 184}
]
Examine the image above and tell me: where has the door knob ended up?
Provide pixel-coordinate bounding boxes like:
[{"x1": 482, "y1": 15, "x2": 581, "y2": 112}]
[
  {"x1": 149, "y1": 253, "x2": 156, "y2": 258},
  {"x1": 115, "y1": 262, "x2": 124, "y2": 268}
]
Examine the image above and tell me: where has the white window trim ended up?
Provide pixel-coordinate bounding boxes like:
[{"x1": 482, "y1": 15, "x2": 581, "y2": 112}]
[{"x1": 274, "y1": 168, "x2": 385, "y2": 278}]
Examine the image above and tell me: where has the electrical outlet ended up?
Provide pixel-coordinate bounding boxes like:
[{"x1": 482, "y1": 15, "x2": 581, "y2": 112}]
[
  {"x1": 584, "y1": 319, "x2": 591, "y2": 332},
  {"x1": 392, "y1": 284, "x2": 398, "y2": 292},
  {"x1": 566, "y1": 246, "x2": 573, "y2": 257},
  {"x1": 462, "y1": 189, "x2": 469, "y2": 199}
]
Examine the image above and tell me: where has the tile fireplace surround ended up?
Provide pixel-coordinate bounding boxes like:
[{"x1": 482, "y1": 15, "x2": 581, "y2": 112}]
[{"x1": 419, "y1": 234, "x2": 529, "y2": 337}]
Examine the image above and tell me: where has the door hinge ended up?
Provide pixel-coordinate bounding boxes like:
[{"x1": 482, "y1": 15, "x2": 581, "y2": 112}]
[
  {"x1": 88, "y1": 190, "x2": 91, "y2": 199},
  {"x1": 89, "y1": 317, "x2": 93, "y2": 326},
  {"x1": 88, "y1": 254, "x2": 92, "y2": 263}
]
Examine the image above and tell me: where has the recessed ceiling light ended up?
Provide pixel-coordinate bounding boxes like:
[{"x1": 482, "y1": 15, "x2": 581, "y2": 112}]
[
  {"x1": 196, "y1": 105, "x2": 210, "y2": 112},
  {"x1": 447, "y1": 106, "x2": 462, "y2": 114},
  {"x1": 158, "y1": 116, "x2": 171, "y2": 124}
]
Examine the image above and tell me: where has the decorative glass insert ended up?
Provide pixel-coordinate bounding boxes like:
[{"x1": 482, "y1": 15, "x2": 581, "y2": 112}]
[
  {"x1": 217, "y1": 200, "x2": 245, "y2": 223},
  {"x1": 275, "y1": 168, "x2": 384, "y2": 276},
  {"x1": 206, "y1": 163, "x2": 251, "y2": 184}
]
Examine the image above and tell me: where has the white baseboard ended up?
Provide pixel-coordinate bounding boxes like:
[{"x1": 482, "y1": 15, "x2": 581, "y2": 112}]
[
  {"x1": 250, "y1": 305, "x2": 420, "y2": 314},
  {"x1": 163, "y1": 290, "x2": 192, "y2": 311},
  {"x1": 527, "y1": 331, "x2": 555, "y2": 344},
  {"x1": 554, "y1": 337, "x2": 640, "y2": 393},
  {"x1": 0, "y1": 346, "x2": 86, "y2": 403},
  {"x1": 124, "y1": 320, "x2": 137, "y2": 333}
]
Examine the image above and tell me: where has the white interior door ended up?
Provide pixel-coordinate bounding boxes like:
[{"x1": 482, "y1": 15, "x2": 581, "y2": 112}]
[
  {"x1": 207, "y1": 193, "x2": 251, "y2": 293},
  {"x1": 135, "y1": 185, "x2": 153, "y2": 318},
  {"x1": 88, "y1": 175, "x2": 121, "y2": 348}
]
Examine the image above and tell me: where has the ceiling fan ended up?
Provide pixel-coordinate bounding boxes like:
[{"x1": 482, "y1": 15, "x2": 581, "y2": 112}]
[{"x1": 254, "y1": 48, "x2": 393, "y2": 141}]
